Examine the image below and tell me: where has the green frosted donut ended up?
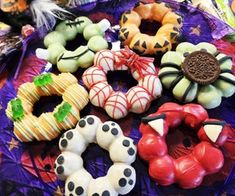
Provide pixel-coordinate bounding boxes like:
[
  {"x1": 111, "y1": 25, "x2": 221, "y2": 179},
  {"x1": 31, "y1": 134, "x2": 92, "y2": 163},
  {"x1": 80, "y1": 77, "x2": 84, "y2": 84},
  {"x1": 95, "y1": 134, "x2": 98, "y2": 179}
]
[
  {"x1": 44, "y1": 31, "x2": 66, "y2": 48},
  {"x1": 75, "y1": 46, "x2": 95, "y2": 68},
  {"x1": 159, "y1": 42, "x2": 235, "y2": 109},
  {"x1": 75, "y1": 16, "x2": 93, "y2": 33},
  {"x1": 88, "y1": 36, "x2": 109, "y2": 52},
  {"x1": 55, "y1": 21, "x2": 78, "y2": 41},
  {"x1": 158, "y1": 67, "x2": 180, "y2": 89},
  {"x1": 197, "y1": 85, "x2": 222, "y2": 109},
  {"x1": 36, "y1": 17, "x2": 110, "y2": 73},
  {"x1": 172, "y1": 77, "x2": 198, "y2": 102},
  {"x1": 47, "y1": 43, "x2": 65, "y2": 64},
  {"x1": 83, "y1": 23, "x2": 104, "y2": 41},
  {"x1": 57, "y1": 51, "x2": 79, "y2": 73},
  {"x1": 214, "y1": 72, "x2": 235, "y2": 97}
]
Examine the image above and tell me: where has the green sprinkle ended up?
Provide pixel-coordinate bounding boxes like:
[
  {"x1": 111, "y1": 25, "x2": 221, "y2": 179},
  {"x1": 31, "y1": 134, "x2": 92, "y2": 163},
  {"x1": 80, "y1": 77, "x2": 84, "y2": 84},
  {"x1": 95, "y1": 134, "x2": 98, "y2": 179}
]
[
  {"x1": 34, "y1": 73, "x2": 52, "y2": 87},
  {"x1": 11, "y1": 98, "x2": 24, "y2": 121},
  {"x1": 54, "y1": 102, "x2": 72, "y2": 122}
]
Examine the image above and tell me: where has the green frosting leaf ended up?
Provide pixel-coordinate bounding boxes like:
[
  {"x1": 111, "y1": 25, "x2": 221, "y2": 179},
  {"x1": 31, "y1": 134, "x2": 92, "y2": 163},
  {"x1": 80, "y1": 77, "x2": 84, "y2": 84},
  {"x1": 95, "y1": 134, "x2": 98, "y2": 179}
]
[
  {"x1": 54, "y1": 102, "x2": 72, "y2": 122},
  {"x1": 34, "y1": 73, "x2": 52, "y2": 87},
  {"x1": 11, "y1": 98, "x2": 24, "y2": 121}
]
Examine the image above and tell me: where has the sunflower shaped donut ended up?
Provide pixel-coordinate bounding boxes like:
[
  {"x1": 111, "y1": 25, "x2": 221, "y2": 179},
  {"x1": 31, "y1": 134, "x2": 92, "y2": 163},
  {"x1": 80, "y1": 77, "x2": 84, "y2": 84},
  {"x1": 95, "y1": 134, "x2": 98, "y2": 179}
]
[
  {"x1": 119, "y1": 2, "x2": 182, "y2": 55},
  {"x1": 36, "y1": 16, "x2": 110, "y2": 73},
  {"x1": 159, "y1": 42, "x2": 235, "y2": 109},
  {"x1": 138, "y1": 102, "x2": 234, "y2": 189},
  {"x1": 54, "y1": 115, "x2": 137, "y2": 196},
  {"x1": 82, "y1": 47, "x2": 162, "y2": 119},
  {"x1": 6, "y1": 73, "x2": 89, "y2": 142}
]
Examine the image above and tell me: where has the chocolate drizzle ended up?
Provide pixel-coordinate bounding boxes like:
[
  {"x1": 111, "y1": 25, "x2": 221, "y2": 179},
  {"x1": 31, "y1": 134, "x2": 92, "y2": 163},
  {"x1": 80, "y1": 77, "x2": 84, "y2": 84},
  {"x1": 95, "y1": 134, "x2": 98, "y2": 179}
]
[
  {"x1": 160, "y1": 63, "x2": 181, "y2": 70},
  {"x1": 181, "y1": 82, "x2": 194, "y2": 102},
  {"x1": 142, "y1": 114, "x2": 166, "y2": 124}
]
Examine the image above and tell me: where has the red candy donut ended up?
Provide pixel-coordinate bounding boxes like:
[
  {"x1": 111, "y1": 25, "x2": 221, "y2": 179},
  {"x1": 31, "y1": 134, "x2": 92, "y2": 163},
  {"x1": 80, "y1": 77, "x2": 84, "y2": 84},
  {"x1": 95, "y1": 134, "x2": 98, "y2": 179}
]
[
  {"x1": 82, "y1": 47, "x2": 162, "y2": 119},
  {"x1": 138, "y1": 102, "x2": 234, "y2": 189}
]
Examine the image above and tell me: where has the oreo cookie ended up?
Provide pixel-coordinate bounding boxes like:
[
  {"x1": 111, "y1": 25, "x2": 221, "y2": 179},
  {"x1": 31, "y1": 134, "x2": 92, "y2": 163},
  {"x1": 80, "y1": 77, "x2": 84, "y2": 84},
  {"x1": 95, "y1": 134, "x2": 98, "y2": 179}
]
[{"x1": 182, "y1": 51, "x2": 220, "y2": 85}]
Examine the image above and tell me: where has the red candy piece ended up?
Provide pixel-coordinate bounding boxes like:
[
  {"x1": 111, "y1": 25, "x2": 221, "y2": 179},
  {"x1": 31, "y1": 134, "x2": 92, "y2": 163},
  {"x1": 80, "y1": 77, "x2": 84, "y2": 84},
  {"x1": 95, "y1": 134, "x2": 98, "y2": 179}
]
[
  {"x1": 192, "y1": 142, "x2": 224, "y2": 174},
  {"x1": 175, "y1": 156, "x2": 205, "y2": 189},
  {"x1": 149, "y1": 155, "x2": 175, "y2": 186},
  {"x1": 138, "y1": 102, "x2": 233, "y2": 189},
  {"x1": 21, "y1": 25, "x2": 35, "y2": 38}
]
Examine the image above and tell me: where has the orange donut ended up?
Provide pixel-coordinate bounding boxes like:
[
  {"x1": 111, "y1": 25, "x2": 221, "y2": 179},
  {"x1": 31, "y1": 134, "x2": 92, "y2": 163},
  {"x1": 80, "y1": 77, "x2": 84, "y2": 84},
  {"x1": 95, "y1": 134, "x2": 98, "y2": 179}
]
[
  {"x1": 6, "y1": 73, "x2": 88, "y2": 142},
  {"x1": 119, "y1": 3, "x2": 182, "y2": 55}
]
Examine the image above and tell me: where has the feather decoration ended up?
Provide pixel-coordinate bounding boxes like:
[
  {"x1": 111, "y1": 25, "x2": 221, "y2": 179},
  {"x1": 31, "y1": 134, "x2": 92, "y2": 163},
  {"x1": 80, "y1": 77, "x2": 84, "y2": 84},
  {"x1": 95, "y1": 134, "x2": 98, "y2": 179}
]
[{"x1": 30, "y1": 0, "x2": 71, "y2": 29}]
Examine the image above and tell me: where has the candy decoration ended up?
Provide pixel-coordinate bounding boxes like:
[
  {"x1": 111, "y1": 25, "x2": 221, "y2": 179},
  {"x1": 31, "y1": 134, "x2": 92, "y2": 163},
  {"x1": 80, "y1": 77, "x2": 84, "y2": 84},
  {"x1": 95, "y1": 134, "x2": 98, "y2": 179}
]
[
  {"x1": 138, "y1": 102, "x2": 235, "y2": 189},
  {"x1": 11, "y1": 98, "x2": 24, "y2": 121},
  {"x1": 54, "y1": 102, "x2": 72, "y2": 122},
  {"x1": 159, "y1": 42, "x2": 235, "y2": 109},
  {"x1": 119, "y1": 3, "x2": 182, "y2": 55},
  {"x1": 6, "y1": 73, "x2": 89, "y2": 142},
  {"x1": 33, "y1": 73, "x2": 52, "y2": 87},
  {"x1": 36, "y1": 16, "x2": 110, "y2": 73},
  {"x1": 54, "y1": 115, "x2": 137, "y2": 195},
  {"x1": 82, "y1": 47, "x2": 162, "y2": 119}
]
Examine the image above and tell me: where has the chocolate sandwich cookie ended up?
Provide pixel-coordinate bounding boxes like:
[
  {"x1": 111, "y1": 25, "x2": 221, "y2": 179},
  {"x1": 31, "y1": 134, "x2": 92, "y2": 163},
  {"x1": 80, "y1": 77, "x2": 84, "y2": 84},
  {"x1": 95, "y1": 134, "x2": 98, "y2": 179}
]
[
  {"x1": 159, "y1": 42, "x2": 235, "y2": 109},
  {"x1": 182, "y1": 51, "x2": 221, "y2": 85}
]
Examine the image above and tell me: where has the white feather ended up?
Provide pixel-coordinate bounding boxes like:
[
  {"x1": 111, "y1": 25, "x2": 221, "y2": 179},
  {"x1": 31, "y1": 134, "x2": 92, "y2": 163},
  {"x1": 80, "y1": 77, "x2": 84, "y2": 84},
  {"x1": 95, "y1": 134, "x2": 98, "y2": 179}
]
[
  {"x1": 67, "y1": 0, "x2": 97, "y2": 7},
  {"x1": 30, "y1": 0, "x2": 72, "y2": 29}
]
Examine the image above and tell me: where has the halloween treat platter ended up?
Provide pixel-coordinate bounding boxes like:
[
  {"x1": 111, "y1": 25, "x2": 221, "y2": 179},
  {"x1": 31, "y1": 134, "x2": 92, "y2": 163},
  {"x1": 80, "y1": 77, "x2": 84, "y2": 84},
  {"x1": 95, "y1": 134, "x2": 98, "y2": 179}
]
[{"x1": 1, "y1": 1, "x2": 235, "y2": 196}]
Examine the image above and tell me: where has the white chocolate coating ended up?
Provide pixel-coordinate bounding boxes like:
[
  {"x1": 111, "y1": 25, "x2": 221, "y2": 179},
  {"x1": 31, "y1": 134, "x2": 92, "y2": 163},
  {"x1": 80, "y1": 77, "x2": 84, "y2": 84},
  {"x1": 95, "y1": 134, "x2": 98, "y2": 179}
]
[
  {"x1": 82, "y1": 49, "x2": 161, "y2": 119},
  {"x1": 54, "y1": 115, "x2": 137, "y2": 195}
]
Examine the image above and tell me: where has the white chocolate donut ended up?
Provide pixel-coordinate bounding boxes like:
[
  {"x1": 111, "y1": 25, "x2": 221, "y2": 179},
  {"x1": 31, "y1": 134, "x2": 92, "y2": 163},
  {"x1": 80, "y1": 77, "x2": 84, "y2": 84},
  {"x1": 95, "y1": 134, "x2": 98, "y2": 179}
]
[
  {"x1": 54, "y1": 115, "x2": 137, "y2": 195},
  {"x1": 107, "y1": 163, "x2": 136, "y2": 195},
  {"x1": 65, "y1": 169, "x2": 92, "y2": 196},
  {"x1": 96, "y1": 121, "x2": 123, "y2": 150},
  {"x1": 82, "y1": 48, "x2": 162, "y2": 119},
  {"x1": 54, "y1": 151, "x2": 83, "y2": 181}
]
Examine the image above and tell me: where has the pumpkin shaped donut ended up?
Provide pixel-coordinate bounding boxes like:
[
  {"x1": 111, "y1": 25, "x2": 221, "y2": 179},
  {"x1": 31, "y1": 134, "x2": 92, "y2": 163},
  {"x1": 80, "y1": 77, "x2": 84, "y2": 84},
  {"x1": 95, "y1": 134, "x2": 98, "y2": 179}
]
[
  {"x1": 138, "y1": 102, "x2": 235, "y2": 189},
  {"x1": 119, "y1": 3, "x2": 182, "y2": 55},
  {"x1": 6, "y1": 73, "x2": 89, "y2": 142}
]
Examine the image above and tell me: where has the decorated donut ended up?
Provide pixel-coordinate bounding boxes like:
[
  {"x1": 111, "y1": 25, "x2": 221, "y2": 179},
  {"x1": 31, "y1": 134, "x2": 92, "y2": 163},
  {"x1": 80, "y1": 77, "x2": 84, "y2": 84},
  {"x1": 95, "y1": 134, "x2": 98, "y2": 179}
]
[
  {"x1": 5, "y1": 73, "x2": 89, "y2": 142},
  {"x1": 119, "y1": 3, "x2": 182, "y2": 55},
  {"x1": 138, "y1": 102, "x2": 235, "y2": 189},
  {"x1": 54, "y1": 115, "x2": 137, "y2": 196},
  {"x1": 159, "y1": 42, "x2": 235, "y2": 109},
  {"x1": 36, "y1": 16, "x2": 110, "y2": 73},
  {"x1": 82, "y1": 47, "x2": 162, "y2": 119}
]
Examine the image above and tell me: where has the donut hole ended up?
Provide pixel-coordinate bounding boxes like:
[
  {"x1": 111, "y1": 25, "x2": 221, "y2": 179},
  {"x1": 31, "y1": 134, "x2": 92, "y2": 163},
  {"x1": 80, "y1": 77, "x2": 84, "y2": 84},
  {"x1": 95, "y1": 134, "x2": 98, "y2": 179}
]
[
  {"x1": 139, "y1": 20, "x2": 162, "y2": 36},
  {"x1": 107, "y1": 70, "x2": 138, "y2": 93},
  {"x1": 66, "y1": 35, "x2": 88, "y2": 51},
  {"x1": 82, "y1": 143, "x2": 113, "y2": 179},
  {"x1": 166, "y1": 124, "x2": 200, "y2": 159},
  {"x1": 33, "y1": 95, "x2": 63, "y2": 117}
]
